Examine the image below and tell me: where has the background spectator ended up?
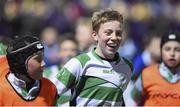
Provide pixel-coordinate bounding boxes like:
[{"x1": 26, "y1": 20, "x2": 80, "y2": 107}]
[{"x1": 75, "y1": 17, "x2": 95, "y2": 53}]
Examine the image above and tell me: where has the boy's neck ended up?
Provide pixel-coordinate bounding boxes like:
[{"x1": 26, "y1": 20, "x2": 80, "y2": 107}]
[
  {"x1": 15, "y1": 73, "x2": 35, "y2": 91},
  {"x1": 95, "y1": 51, "x2": 119, "y2": 62},
  {"x1": 95, "y1": 48, "x2": 117, "y2": 61},
  {"x1": 97, "y1": 54, "x2": 117, "y2": 62},
  {"x1": 164, "y1": 63, "x2": 180, "y2": 74}
]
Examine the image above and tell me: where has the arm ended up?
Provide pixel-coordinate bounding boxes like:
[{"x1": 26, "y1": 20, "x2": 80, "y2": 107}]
[
  {"x1": 54, "y1": 58, "x2": 81, "y2": 106},
  {"x1": 56, "y1": 90, "x2": 71, "y2": 106},
  {"x1": 131, "y1": 75, "x2": 145, "y2": 106}
]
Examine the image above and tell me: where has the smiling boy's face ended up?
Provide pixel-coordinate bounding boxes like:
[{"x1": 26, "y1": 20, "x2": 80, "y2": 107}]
[{"x1": 92, "y1": 20, "x2": 123, "y2": 59}]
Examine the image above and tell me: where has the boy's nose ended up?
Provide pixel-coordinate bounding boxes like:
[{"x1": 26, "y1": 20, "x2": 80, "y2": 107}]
[
  {"x1": 111, "y1": 32, "x2": 118, "y2": 40},
  {"x1": 41, "y1": 60, "x2": 45, "y2": 68},
  {"x1": 169, "y1": 50, "x2": 175, "y2": 57}
]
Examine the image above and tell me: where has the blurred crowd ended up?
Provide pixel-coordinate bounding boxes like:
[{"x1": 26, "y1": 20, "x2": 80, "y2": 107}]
[
  {"x1": 0, "y1": 0, "x2": 180, "y2": 106},
  {"x1": 0, "y1": 0, "x2": 179, "y2": 55}
]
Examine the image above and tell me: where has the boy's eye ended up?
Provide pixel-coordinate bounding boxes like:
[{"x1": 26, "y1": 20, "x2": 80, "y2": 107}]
[
  {"x1": 104, "y1": 30, "x2": 112, "y2": 36},
  {"x1": 34, "y1": 55, "x2": 43, "y2": 63},
  {"x1": 164, "y1": 47, "x2": 171, "y2": 51},
  {"x1": 175, "y1": 47, "x2": 180, "y2": 52},
  {"x1": 116, "y1": 31, "x2": 122, "y2": 37},
  {"x1": 33, "y1": 52, "x2": 44, "y2": 62}
]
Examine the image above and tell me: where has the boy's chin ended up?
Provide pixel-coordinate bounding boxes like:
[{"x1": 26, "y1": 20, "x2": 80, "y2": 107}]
[
  {"x1": 166, "y1": 63, "x2": 180, "y2": 69},
  {"x1": 33, "y1": 74, "x2": 43, "y2": 80},
  {"x1": 106, "y1": 52, "x2": 116, "y2": 59}
]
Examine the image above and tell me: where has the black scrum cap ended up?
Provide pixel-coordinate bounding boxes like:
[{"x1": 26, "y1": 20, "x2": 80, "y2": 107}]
[
  {"x1": 6, "y1": 36, "x2": 44, "y2": 75},
  {"x1": 160, "y1": 31, "x2": 180, "y2": 49}
]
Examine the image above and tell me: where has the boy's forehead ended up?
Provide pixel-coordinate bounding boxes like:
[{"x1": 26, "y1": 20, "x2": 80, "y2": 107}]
[
  {"x1": 33, "y1": 51, "x2": 44, "y2": 56},
  {"x1": 163, "y1": 41, "x2": 180, "y2": 47},
  {"x1": 100, "y1": 21, "x2": 123, "y2": 30}
]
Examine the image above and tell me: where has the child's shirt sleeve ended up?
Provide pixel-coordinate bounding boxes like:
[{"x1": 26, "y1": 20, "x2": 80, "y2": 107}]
[
  {"x1": 131, "y1": 75, "x2": 145, "y2": 105},
  {"x1": 54, "y1": 58, "x2": 81, "y2": 105}
]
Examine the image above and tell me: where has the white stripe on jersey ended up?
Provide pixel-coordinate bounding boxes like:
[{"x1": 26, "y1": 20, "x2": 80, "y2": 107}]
[
  {"x1": 76, "y1": 97, "x2": 121, "y2": 106},
  {"x1": 52, "y1": 77, "x2": 67, "y2": 95}
]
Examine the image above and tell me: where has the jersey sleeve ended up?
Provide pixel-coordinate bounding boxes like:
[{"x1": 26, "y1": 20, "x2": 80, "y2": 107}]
[
  {"x1": 56, "y1": 90, "x2": 71, "y2": 106},
  {"x1": 131, "y1": 75, "x2": 145, "y2": 105},
  {"x1": 54, "y1": 58, "x2": 82, "y2": 96}
]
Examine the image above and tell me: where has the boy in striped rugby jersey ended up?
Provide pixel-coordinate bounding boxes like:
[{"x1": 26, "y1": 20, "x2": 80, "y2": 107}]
[{"x1": 54, "y1": 8, "x2": 133, "y2": 106}]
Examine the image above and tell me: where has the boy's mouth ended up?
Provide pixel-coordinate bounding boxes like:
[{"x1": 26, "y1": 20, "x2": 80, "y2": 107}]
[
  {"x1": 167, "y1": 59, "x2": 177, "y2": 65},
  {"x1": 107, "y1": 43, "x2": 118, "y2": 49}
]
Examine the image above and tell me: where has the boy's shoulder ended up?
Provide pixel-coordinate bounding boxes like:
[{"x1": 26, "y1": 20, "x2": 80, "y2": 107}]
[
  {"x1": 41, "y1": 77, "x2": 57, "y2": 92},
  {"x1": 122, "y1": 57, "x2": 134, "y2": 72},
  {"x1": 0, "y1": 56, "x2": 9, "y2": 78},
  {"x1": 75, "y1": 53, "x2": 91, "y2": 68},
  {"x1": 142, "y1": 64, "x2": 159, "y2": 74}
]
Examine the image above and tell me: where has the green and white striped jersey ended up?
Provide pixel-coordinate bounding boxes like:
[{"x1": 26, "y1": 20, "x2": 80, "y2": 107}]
[
  {"x1": 43, "y1": 66, "x2": 71, "y2": 106},
  {"x1": 55, "y1": 49, "x2": 133, "y2": 106}
]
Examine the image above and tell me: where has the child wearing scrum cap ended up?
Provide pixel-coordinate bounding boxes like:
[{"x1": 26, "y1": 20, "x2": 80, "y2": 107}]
[
  {"x1": 0, "y1": 36, "x2": 57, "y2": 106},
  {"x1": 131, "y1": 31, "x2": 180, "y2": 106}
]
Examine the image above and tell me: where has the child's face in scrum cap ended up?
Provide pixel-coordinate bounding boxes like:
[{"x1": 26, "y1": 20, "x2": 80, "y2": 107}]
[
  {"x1": 26, "y1": 51, "x2": 45, "y2": 80},
  {"x1": 6, "y1": 36, "x2": 45, "y2": 80},
  {"x1": 161, "y1": 41, "x2": 180, "y2": 69},
  {"x1": 91, "y1": 9, "x2": 124, "y2": 59},
  {"x1": 161, "y1": 33, "x2": 180, "y2": 69}
]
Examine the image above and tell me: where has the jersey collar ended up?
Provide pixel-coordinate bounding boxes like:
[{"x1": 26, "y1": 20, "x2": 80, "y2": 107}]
[
  {"x1": 7, "y1": 73, "x2": 40, "y2": 100},
  {"x1": 91, "y1": 48, "x2": 120, "y2": 64},
  {"x1": 159, "y1": 63, "x2": 180, "y2": 83}
]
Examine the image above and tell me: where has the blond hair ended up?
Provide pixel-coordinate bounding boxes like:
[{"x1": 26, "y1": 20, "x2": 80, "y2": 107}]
[{"x1": 92, "y1": 8, "x2": 123, "y2": 32}]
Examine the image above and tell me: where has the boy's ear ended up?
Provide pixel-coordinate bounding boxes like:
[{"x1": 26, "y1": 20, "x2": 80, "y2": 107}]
[{"x1": 91, "y1": 31, "x2": 98, "y2": 42}]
